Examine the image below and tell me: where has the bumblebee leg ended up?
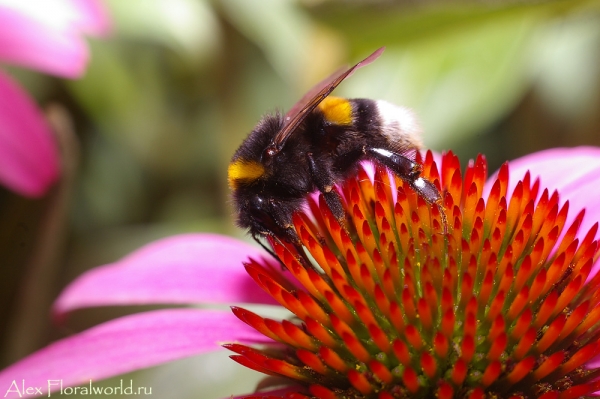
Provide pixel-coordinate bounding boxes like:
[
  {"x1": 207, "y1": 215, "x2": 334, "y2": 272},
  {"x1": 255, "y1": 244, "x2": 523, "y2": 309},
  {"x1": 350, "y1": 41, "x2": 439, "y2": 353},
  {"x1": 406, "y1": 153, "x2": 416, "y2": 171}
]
[
  {"x1": 307, "y1": 152, "x2": 345, "y2": 224},
  {"x1": 251, "y1": 223, "x2": 313, "y2": 269},
  {"x1": 365, "y1": 147, "x2": 447, "y2": 233}
]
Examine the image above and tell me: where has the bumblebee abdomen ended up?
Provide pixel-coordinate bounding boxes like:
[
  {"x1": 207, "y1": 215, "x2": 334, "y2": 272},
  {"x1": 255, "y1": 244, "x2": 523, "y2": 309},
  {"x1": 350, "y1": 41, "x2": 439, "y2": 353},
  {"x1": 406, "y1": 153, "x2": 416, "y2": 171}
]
[
  {"x1": 372, "y1": 99, "x2": 422, "y2": 150},
  {"x1": 343, "y1": 99, "x2": 421, "y2": 152},
  {"x1": 316, "y1": 96, "x2": 422, "y2": 152}
]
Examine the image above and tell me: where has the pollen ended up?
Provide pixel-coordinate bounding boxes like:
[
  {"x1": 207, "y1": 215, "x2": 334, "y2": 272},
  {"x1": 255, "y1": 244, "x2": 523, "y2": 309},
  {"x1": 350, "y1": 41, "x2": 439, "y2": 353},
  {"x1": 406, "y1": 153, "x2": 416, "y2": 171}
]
[
  {"x1": 318, "y1": 96, "x2": 353, "y2": 126},
  {"x1": 226, "y1": 151, "x2": 600, "y2": 399},
  {"x1": 227, "y1": 159, "x2": 265, "y2": 189}
]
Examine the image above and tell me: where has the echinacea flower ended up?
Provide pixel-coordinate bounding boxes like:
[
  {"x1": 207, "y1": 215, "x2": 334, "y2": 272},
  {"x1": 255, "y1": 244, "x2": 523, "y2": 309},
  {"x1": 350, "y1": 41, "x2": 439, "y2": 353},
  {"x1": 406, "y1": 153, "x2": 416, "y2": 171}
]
[
  {"x1": 1, "y1": 147, "x2": 600, "y2": 399},
  {"x1": 0, "y1": 0, "x2": 110, "y2": 196}
]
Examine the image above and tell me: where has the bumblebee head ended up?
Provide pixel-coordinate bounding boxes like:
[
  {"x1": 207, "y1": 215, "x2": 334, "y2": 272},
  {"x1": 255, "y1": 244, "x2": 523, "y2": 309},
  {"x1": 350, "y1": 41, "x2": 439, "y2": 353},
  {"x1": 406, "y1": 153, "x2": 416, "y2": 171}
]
[{"x1": 228, "y1": 114, "x2": 284, "y2": 190}]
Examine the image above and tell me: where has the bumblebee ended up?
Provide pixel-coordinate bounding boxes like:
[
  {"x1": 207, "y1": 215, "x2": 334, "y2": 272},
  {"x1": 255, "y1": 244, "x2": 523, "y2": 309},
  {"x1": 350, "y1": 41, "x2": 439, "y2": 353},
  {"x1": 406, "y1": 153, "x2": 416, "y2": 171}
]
[{"x1": 228, "y1": 47, "x2": 446, "y2": 252}]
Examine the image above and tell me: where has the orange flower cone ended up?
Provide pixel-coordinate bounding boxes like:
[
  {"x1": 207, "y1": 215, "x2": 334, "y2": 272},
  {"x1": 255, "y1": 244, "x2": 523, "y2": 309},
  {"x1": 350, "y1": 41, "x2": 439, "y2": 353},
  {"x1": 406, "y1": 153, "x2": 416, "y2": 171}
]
[{"x1": 228, "y1": 151, "x2": 600, "y2": 399}]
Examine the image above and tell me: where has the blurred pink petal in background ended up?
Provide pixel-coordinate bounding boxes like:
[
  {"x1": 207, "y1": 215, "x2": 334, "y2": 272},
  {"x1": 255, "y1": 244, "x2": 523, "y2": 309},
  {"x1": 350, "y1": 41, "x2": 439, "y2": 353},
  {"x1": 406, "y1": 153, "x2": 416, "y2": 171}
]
[
  {"x1": 0, "y1": 71, "x2": 59, "y2": 196},
  {"x1": 0, "y1": 0, "x2": 110, "y2": 196},
  {"x1": 0, "y1": 0, "x2": 110, "y2": 77},
  {"x1": 0, "y1": 309, "x2": 269, "y2": 398},
  {"x1": 53, "y1": 233, "x2": 279, "y2": 318}
]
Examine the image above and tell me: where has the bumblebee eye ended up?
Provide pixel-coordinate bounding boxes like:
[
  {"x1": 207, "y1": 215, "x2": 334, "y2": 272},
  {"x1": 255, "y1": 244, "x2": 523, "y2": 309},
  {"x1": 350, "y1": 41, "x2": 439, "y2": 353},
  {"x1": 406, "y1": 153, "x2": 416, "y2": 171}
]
[
  {"x1": 265, "y1": 144, "x2": 278, "y2": 158},
  {"x1": 249, "y1": 195, "x2": 265, "y2": 211},
  {"x1": 262, "y1": 144, "x2": 278, "y2": 165}
]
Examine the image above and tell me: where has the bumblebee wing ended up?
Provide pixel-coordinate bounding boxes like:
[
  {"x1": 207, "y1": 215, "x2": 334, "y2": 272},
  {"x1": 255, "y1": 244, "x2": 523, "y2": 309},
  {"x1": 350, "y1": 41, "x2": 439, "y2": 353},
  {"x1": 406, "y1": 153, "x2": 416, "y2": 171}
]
[
  {"x1": 283, "y1": 66, "x2": 345, "y2": 123},
  {"x1": 399, "y1": 148, "x2": 419, "y2": 160},
  {"x1": 271, "y1": 47, "x2": 385, "y2": 151}
]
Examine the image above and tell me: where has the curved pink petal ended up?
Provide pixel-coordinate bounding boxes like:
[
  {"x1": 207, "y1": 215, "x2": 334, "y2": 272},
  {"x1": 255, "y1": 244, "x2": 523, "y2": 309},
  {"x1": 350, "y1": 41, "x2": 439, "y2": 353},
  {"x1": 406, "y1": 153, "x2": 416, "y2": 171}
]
[
  {"x1": 0, "y1": 2, "x2": 92, "y2": 77},
  {"x1": 0, "y1": 309, "x2": 270, "y2": 399},
  {"x1": 53, "y1": 234, "x2": 278, "y2": 318},
  {"x1": 0, "y1": 71, "x2": 59, "y2": 196}
]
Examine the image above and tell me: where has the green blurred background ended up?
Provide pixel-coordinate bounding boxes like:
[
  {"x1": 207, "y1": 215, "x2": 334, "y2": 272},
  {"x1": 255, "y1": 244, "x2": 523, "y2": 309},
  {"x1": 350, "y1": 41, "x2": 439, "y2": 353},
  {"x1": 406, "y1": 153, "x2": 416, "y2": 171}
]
[{"x1": 1, "y1": 0, "x2": 600, "y2": 397}]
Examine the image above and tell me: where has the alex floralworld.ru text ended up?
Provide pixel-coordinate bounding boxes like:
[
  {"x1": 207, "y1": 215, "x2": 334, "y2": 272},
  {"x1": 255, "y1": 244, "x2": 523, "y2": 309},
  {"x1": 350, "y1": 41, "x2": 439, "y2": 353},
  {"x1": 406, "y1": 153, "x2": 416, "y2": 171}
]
[{"x1": 4, "y1": 379, "x2": 152, "y2": 397}]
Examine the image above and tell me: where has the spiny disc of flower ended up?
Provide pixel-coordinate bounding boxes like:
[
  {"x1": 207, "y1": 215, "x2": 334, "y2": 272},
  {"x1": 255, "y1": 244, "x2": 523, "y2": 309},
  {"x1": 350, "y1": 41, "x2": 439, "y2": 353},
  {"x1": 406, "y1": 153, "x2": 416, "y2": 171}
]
[{"x1": 227, "y1": 150, "x2": 600, "y2": 399}]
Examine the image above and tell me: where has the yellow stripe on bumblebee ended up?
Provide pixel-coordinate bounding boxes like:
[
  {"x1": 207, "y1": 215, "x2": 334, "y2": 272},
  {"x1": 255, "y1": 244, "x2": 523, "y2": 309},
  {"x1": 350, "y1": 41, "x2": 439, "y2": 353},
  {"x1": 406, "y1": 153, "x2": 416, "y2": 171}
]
[
  {"x1": 318, "y1": 96, "x2": 353, "y2": 126},
  {"x1": 228, "y1": 159, "x2": 265, "y2": 189}
]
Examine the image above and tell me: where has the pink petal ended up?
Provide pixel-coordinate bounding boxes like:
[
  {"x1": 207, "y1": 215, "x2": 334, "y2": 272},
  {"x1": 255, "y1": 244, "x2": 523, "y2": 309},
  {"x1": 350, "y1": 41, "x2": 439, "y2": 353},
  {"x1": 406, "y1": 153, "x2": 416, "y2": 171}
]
[
  {"x1": 0, "y1": 309, "x2": 270, "y2": 399},
  {"x1": 53, "y1": 234, "x2": 278, "y2": 318},
  {"x1": 0, "y1": 1, "x2": 92, "y2": 77},
  {"x1": 0, "y1": 71, "x2": 59, "y2": 196}
]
